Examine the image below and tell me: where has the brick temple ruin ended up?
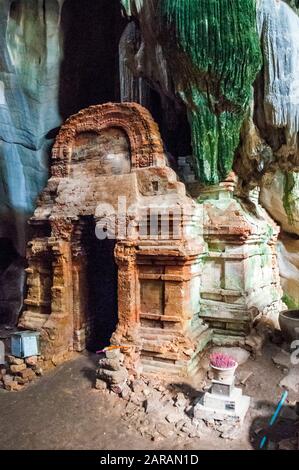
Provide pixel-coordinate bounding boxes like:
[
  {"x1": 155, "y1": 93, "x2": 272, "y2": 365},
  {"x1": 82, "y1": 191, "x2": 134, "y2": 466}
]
[{"x1": 18, "y1": 102, "x2": 283, "y2": 377}]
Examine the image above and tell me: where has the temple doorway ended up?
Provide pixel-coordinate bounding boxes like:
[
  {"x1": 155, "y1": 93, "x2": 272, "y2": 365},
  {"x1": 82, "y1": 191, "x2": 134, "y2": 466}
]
[{"x1": 81, "y1": 217, "x2": 118, "y2": 352}]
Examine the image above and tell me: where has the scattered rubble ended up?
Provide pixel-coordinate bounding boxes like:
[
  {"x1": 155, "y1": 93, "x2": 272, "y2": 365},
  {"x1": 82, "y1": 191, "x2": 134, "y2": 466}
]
[
  {"x1": 0, "y1": 354, "x2": 43, "y2": 391},
  {"x1": 93, "y1": 348, "x2": 253, "y2": 442},
  {"x1": 218, "y1": 420, "x2": 242, "y2": 440},
  {"x1": 94, "y1": 343, "x2": 299, "y2": 446}
]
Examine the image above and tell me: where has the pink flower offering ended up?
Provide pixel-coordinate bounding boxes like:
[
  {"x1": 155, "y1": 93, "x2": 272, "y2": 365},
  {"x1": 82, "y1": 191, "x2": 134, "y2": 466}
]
[{"x1": 210, "y1": 352, "x2": 236, "y2": 369}]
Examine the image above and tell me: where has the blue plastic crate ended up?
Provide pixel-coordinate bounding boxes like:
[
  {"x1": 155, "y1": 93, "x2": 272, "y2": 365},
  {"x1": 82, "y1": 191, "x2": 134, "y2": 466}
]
[{"x1": 11, "y1": 331, "x2": 40, "y2": 358}]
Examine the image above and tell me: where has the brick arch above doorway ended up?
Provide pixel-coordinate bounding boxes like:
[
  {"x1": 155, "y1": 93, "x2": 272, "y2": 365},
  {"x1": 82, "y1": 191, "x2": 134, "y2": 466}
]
[{"x1": 52, "y1": 102, "x2": 166, "y2": 177}]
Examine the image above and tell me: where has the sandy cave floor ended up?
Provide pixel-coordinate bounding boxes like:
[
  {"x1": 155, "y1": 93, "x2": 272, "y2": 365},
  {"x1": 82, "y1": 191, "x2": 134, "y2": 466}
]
[{"x1": 0, "y1": 342, "x2": 298, "y2": 451}]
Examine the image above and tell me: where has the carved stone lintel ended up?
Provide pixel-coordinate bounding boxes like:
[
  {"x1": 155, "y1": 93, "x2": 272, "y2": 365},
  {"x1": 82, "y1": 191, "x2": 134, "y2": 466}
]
[{"x1": 52, "y1": 103, "x2": 165, "y2": 175}]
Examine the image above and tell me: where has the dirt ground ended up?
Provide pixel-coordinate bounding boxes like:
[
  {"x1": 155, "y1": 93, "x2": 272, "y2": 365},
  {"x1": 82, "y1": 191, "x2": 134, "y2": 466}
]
[{"x1": 0, "y1": 342, "x2": 298, "y2": 450}]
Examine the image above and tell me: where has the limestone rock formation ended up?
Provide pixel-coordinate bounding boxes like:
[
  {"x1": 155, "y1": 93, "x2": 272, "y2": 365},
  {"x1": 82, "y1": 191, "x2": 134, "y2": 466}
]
[
  {"x1": 236, "y1": 0, "x2": 299, "y2": 191},
  {"x1": 0, "y1": 0, "x2": 64, "y2": 326},
  {"x1": 260, "y1": 171, "x2": 299, "y2": 234},
  {"x1": 121, "y1": 1, "x2": 299, "y2": 187},
  {"x1": 0, "y1": 0, "x2": 64, "y2": 255},
  {"x1": 255, "y1": 0, "x2": 299, "y2": 172},
  {"x1": 260, "y1": 171, "x2": 299, "y2": 309},
  {"x1": 255, "y1": 1, "x2": 299, "y2": 310},
  {"x1": 121, "y1": 0, "x2": 262, "y2": 185},
  {"x1": 285, "y1": 0, "x2": 299, "y2": 14},
  {"x1": 277, "y1": 234, "x2": 299, "y2": 309}
]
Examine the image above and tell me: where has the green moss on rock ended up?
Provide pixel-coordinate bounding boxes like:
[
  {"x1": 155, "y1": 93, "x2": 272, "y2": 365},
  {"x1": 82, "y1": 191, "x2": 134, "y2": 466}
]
[
  {"x1": 283, "y1": 172, "x2": 296, "y2": 225},
  {"x1": 160, "y1": 0, "x2": 261, "y2": 184}
]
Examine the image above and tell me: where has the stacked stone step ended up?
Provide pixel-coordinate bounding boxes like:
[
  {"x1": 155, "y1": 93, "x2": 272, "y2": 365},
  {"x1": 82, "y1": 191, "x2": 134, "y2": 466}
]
[
  {"x1": 140, "y1": 322, "x2": 213, "y2": 377},
  {"x1": 139, "y1": 327, "x2": 187, "y2": 376},
  {"x1": 0, "y1": 355, "x2": 43, "y2": 391},
  {"x1": 95, "y1": 348, "x2": 130, "y2": 395}
]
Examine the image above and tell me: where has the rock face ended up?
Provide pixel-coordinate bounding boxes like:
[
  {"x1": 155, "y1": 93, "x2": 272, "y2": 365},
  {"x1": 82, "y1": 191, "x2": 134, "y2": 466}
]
[
  {"x1": 236, "y1": 1, "x2": 299, "y2": 193},
  {"x1": 285, "y1": 0, "x2": 299, "y2": 15},
  {"x1": 0, "y1": 0, "x2": 64, "y2": 325},
  {"x1": 260, "y1": 171, "x2": 299, "y2": 235},
  {"x1": 257, "y1": 0, "x2": 299, "y2": 148},
  {"x1": 0, "y1": 0, "x2": 64, "y2": 254},
  {"x1": 260, "y1": 170, "x2": 299, "y2": 309},
  {"x1": 261, "y1": 171, "x2": 299, "y2": 308},
  {"x1": 255, "y1": 1, "x2": 299, "y2": 311},
  {"x1": 239, "y1": 1, "x2": 299, "y2": 312},
  {"x1": 277, "y1": 235, "x2": 299, "y2": 309},
  {"x1": 121, "y1": 0, "x2": 261, "y2": 185}
]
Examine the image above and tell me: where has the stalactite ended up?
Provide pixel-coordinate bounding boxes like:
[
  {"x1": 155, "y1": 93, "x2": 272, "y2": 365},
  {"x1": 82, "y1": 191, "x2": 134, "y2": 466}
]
[
  {"x1": 255, "y1": 1, "x2": 299, "y2": 224},
  {"x1": 119, "y1": 22, "x2": 150, "y2": 106},
  {"x1": 121, "y1": 0, "x2": 145, "y2": 16},
  {"x1": 257, "y1": 0, "x2": 299, "y2": 142},
  {"x1": 159, "y1": 0, "x2": 262, "y2": 185}
]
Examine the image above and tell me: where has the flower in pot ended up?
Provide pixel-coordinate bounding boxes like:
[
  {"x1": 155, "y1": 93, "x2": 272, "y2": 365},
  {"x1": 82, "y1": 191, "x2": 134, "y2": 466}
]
[{"x1": 209, "y1": 352, "x2": 238, "y2": 382}]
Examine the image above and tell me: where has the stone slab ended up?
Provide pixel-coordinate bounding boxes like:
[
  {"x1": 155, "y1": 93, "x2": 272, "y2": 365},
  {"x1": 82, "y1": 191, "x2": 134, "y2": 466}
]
[
  {"x1": 194, "y1": 393, "x2": 250, "y2": 424},
  {"x1": 203, "y1": 387, "x2": 243, "y2": 411}
]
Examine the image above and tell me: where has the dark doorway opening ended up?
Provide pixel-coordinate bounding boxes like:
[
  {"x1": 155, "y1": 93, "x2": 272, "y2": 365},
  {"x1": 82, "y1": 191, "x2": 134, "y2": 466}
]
[{"x1": 81, "y1": 218, "x2": 118, "y2": 352}]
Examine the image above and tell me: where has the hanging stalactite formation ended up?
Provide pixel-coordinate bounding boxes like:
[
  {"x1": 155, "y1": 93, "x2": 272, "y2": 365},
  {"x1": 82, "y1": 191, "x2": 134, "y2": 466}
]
[{"x1": 158, "y1": 0, "x2": 262, "y2": 185}]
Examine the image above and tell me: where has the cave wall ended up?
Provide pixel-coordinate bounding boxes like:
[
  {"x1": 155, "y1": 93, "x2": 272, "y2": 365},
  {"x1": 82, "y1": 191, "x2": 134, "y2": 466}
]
[
  {"x1": 0, "y1": 0, "x2": 63, "y2": 254},
  {"x1": 257, "y1": 0, "x2": 299, "y2": 308},
  {"x1": 121, "y1": 1, "x2": 299, "y2": 188},
  {"x1": 121, "y1": 0, "x2": 262, "y2": 185}
]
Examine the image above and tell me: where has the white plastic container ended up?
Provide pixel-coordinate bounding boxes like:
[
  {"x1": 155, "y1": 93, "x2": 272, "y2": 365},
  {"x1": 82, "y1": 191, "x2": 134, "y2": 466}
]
[{"x1": 210, "y1": 362, "x2": 238, "y2": 382}]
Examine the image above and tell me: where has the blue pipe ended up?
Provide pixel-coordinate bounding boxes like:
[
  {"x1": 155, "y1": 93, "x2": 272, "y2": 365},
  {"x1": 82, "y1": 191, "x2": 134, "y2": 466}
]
[{"x1": 259, "y1": 390, "x2": 288, "y2": 449}]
